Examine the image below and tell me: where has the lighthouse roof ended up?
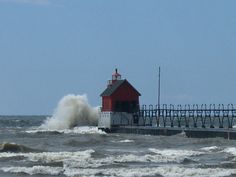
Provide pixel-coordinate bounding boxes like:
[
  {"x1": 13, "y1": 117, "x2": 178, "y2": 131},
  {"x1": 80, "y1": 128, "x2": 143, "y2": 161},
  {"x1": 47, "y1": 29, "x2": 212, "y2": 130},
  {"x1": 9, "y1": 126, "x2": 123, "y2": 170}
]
[{"x1": 100, "y1": 79, "x2": 141, "y2": 97}]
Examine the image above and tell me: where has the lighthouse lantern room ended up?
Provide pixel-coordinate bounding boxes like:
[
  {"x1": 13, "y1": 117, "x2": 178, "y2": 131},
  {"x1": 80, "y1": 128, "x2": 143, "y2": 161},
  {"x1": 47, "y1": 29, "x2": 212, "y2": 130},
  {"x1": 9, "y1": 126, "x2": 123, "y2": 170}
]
[{"x1": 98, "y1": 69, "x2": 141, "y2": 130}]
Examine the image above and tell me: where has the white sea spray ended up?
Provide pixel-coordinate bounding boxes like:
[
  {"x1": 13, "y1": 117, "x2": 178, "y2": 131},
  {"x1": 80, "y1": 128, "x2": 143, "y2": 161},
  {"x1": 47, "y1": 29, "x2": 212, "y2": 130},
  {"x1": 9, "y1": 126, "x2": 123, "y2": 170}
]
[{"x1": 40, "y1": 94, "x2": 99, "y2": 130}]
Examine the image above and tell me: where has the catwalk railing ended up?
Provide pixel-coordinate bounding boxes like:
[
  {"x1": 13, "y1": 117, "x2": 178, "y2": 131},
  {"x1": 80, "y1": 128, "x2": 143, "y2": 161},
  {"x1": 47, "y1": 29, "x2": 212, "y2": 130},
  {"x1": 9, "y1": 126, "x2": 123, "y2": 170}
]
[{"x1": 134, "y1": 104, "x2": 236, "y2": 128}]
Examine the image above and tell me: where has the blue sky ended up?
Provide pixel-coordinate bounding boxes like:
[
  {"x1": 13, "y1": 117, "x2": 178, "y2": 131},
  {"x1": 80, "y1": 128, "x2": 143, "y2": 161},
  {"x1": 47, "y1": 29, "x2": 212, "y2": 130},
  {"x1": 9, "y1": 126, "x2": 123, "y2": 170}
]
[{"x1": 0, "y1": 0, "x2": 236, "y2": 115}]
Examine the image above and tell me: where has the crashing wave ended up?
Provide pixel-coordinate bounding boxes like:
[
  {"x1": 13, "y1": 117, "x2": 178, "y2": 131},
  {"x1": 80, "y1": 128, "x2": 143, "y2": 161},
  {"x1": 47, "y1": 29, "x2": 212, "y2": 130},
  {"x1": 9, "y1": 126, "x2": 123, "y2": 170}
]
[
  {"x1": 1, "y1": 147, "x2": 234, "y2": 177},
  {"x1": 40, "y1": 94, "x2": 99, "y2": 130},
  {"x1": 148, "y1": 148, "x2": 204, "y2": 163},
  {"x1": 222, "y1": 147, "x2": 236, "y2": 156}
]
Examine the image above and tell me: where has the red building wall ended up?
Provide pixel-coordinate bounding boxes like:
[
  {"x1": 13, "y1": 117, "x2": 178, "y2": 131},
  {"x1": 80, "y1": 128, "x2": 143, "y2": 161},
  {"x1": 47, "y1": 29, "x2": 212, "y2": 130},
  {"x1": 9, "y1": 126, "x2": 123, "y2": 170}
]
[
  {"x1": 102, "y1": 81, "x2": 140, "y2": 112},
  {"x1": 111, "y1": 83, "x2": 139, "y2": 108},
  {"x1": 102, "y1": 96, "x2": 112, "y2": 111}
]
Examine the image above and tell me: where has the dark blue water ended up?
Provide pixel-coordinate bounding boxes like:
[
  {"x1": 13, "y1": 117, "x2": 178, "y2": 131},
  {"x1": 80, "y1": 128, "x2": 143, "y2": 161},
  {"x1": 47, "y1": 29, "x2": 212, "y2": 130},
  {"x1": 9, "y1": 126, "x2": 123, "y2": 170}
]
[{"x1": 0, "y1": 116, "x2": 236, "y2": 177}]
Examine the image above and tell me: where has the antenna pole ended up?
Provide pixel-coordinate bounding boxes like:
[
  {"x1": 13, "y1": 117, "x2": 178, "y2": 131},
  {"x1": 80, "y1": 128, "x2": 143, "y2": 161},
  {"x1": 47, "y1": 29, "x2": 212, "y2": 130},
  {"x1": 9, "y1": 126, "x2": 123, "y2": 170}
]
[
  {"x1": 157, "y1": 66, "x2": 161, "y2": 127},
  {"x1": 158, "y1": 66, "x2": 161, "y2": 109},
  {"x1": 158, "y1": 66, "x2": 161, "y2": 106}
]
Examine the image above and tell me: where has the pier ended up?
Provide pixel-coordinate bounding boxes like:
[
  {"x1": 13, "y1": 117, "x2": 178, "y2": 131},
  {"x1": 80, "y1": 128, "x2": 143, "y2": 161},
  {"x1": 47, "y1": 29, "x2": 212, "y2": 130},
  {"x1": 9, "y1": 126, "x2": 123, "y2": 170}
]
[
  {"x1": 99, "y1": 69, "x2": 236, "y2": 139},
  {"x1": 133, "y1": 104, "x2": 236, "y2": 129},
  {"x1": 108, "y1": 104, "x2": 236, "y2": 140}
]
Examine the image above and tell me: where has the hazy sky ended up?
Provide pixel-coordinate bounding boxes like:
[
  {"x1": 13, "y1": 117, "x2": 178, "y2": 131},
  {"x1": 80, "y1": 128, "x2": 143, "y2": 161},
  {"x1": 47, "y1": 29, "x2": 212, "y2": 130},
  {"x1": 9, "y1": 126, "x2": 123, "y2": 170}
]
[{"x1": 1, "y1": 0, "x2": 236, "y2": 115}]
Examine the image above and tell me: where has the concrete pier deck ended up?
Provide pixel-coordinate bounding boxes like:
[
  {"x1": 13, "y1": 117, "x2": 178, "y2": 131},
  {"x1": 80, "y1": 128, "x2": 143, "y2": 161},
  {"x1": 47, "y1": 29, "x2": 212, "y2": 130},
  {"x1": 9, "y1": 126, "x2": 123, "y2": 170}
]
[{"x1": 105, "y1": 126, "x2": 236, "y2": 140}]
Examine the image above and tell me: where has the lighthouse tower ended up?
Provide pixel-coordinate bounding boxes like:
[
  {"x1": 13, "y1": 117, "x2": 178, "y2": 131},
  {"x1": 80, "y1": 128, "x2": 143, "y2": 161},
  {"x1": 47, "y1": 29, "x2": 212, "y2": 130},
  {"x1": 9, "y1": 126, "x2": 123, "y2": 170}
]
[{"x1": 98, "y1": 69, "x2": 141, "y2": 130}]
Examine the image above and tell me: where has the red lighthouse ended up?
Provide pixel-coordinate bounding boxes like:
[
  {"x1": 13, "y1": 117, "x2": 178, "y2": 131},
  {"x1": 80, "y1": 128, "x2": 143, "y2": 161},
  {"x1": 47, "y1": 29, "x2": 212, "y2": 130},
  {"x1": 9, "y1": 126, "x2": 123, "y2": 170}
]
[
  {"x1": 98, "y1": 69, "x2": 141, "y2": 129},
  {"x1": 100, "y1": 69, "x2": 141, "y2": 113}
]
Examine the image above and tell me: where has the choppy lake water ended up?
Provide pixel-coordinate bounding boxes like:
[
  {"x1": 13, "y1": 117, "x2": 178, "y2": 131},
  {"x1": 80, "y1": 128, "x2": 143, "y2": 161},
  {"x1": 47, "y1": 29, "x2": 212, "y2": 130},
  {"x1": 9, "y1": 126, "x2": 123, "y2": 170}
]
[{"x1": 1, "y1": 116, "x2": 236, "y2": 177}]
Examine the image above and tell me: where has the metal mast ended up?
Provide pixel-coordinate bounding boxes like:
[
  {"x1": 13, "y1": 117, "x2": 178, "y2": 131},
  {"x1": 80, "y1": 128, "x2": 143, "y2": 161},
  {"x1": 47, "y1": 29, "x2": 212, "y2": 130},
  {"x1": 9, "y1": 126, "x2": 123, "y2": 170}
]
[
  {"x1": 158, "y1": 66, "x2": 161, "y2": 108},
  {"x1": 157, "y1": 66, "x2": 161, "y2": 125}
]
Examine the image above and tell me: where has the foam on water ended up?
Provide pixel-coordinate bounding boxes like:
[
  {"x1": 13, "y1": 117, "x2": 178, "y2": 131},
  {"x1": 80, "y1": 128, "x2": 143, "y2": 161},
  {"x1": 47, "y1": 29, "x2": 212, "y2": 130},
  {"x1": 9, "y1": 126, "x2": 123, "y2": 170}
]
[
  {"x1": 64, "y1": 166, "x2": 236, "y2": 177},
  {"x1": 0, "y1": 148, "x2": 203, "y2": 170},
  {"x1": 148, "y1": 148, "x2": 204, "y2": 163},
  {"x1": 119, "y1": 139, "x2": 134, "y2": 143},
  {"x1": 1, "y1": 147, "x2": 236, "y2": 177},
  {"x1": 222, "y1": 147, "x2": 236, "y2": 156},
  {"x1": 200, "y1": 146, "x2": 220, "y2": 152},
  {"x1": 111, "y1": 139, "x2": 134, "y2": 143},
  {"x1": 1, "y1": 166, "x2": 63, "y2": 176},
  {"x1": 0, "y1": 149, "x2": 94, "y2": 163},
  {"x1": 3, "y1": 165, "x2": 235, "y2": 177},
  {"x1": 94, "y1": 148, "x2": 204, "y2": 165},
  {"x1": 40, "y1": 94, "x2": 99, "y2": 130},
  {"x1": 26, "y1": 126, "x2": 106, "y2": 135}
]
